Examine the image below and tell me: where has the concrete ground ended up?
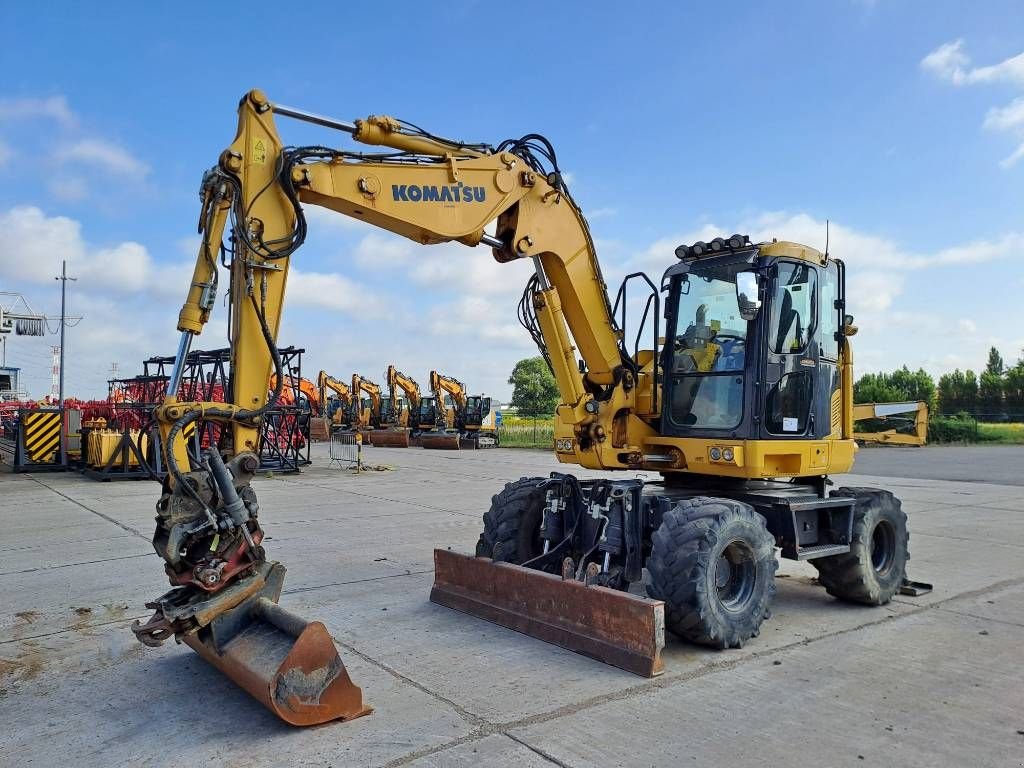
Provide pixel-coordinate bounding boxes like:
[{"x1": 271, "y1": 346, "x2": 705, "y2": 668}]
[{"x1": 1, "y1": 445, "x2": 1022, "y2": 767}]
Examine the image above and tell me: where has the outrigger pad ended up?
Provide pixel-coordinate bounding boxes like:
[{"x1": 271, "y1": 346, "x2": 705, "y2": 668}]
[
  {"x1": 430, "y1": 549, "x2": 665, "y2": 677},
  {"x1": 182, "y1": 563, "x2": 372, "y2": 726}
]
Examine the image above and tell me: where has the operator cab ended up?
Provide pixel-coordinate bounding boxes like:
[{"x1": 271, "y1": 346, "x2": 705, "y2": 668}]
[
  {"x1": 661, "y1": 236, "x2": 846, "y2": 444},
  {"x1": 463, "y1": 395, "x2": 492, "y2": 428}
]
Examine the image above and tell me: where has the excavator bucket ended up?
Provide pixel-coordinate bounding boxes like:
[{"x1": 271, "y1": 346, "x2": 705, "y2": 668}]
[
  {"x1": 367, "y1": 428, "x2": 412, "y2": 448},
  {"x1": 419, "y1": 430, "x2": 462, "y2": 450},
  {"x1": 430, "y1": 550, "x2": 665, "y2": 677},
  {"x1": 141, "y1": 562, "x2": 371, "y2": 726}
]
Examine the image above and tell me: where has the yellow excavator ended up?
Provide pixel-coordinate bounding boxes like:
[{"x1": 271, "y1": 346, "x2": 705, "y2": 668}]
[
  {"x1": 316, "y1": 370, "x2": 352, "y2": 430},
  {"x1": 419, "y1": 370, "x2": 498, "y2": 449},
  {"x1": 132, "y1": 89, "x2": 926, "y2": 725},
  {"x1": 368, "y1": 364, "x2": 421, "y2": 447},
  {"x1": 349, "y1": 372, "x2": 382, "y2": 431},
  {"x1": 418, "y1": 370, "x2": 465, "y2": 449}
]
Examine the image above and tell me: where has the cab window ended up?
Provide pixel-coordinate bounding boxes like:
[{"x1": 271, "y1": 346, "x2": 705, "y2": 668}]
[{"x1": 769, "y1": 263, "x2": 816, "y2": 354}]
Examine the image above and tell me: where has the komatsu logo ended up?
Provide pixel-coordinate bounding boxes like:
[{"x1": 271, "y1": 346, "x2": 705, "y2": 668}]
[{"x1": 392, "y1": 183, "x2": 486, "y2": 203}]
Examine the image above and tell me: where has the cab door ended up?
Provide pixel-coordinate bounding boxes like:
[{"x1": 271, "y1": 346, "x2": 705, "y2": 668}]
[{"x1": 760, "y1": 261, "x2": 819, "y2": 439}]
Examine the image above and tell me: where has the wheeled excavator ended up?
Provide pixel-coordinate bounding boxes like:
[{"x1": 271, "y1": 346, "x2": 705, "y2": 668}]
[
  {"x1": 368, "y1": 364, "x2": 421, "y2": 447},
  {"x1": 131, "y1": 89, "x2": 927, "y2": 725}
]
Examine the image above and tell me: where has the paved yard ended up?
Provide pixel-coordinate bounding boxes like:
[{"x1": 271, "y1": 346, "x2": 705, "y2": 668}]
[{"x1": 1, "y1": 445, "x2": 1022, "y2": 767}]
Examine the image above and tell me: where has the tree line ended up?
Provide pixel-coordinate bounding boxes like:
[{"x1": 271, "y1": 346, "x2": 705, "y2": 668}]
[
  {"x1": 854, "y1": 347, "x2": 1024, "y2": 416},
  {"x1": 509, "y1": 346, "x2": 1024, "y2": 421}
]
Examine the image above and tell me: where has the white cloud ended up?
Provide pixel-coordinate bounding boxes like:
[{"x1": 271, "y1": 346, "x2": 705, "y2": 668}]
[
  {"x1": 0, "y1": 95, "x2": 76, "y2": 126},
  {"x1": 0, "y1": 205, "x2": 187, "y2": 299},
  {"x1": 288, "y1": 269, "x2": 383, "y2": 317},
  {"x1": 427, "y1": 296, "x2": 534, "y2": 348},
  {"x1": 958, "y1": 318, "x2": 978, "y2": 334},
  {"x1": 922, "y1": 41, "x2": 1024, "y2": 168},
  {"x1": 49, "y1": 176, "x2": 89, "y2": 201},
  {"x1": 347, "y1": 230, "x2": 534, "y2": 296},
  {"x1": 983, "y1": 97, "x2": 1024, "y2": 132},
  {"x1": 352, "y1": 231, "x2": 417, "y2": 268},
  {"x1": 921, "y1": 40, "x2": 972, "y2": 83},
  {"x1": 0, "y1": 206, "x2": 86, "y2": 283},
  {"x1": 921, "y1": 40, "x2": 1024, "y2": 86},
  {"x1": 56, "y1": 138, "x2": 149, "y2": 177}
]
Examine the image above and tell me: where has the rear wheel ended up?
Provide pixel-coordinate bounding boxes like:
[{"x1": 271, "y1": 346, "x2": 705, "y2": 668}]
[
  {"x1": 475, "y1": 477, "x2": 546, "y2": 563},
  {"x1": 811, "y1": 487, "x2": 908, "y2": 605},
  {"x1": 647, "y1": 497, "x2": 777, "y2": 649}
]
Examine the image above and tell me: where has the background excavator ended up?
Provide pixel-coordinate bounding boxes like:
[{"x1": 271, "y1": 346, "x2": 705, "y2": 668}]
[
  {"x1": 349, "y1": 373, "x2": 382, "y2": 431},
  {"x1": 419, "y1": 370, "x2": 497, "y2": 449},
  {"x1": 316, "y1": 370, "x2": 352, "y2": 430},
  {"x1": 368, "y1": 364, "x2": 420, "y2": 447},
  {"x1": 131, "y1": 89, "x2": 925, "y2": 726}
]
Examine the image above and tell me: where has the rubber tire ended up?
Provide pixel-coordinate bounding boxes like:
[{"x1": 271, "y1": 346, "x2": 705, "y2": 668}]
[
  {"x1": 646, "y1": 497, "x2": 777, "y2": 649},
  {"x1": 811, "y1": 487, "x2": 908, "y2": 605},
  {"x1": 475, "y1": 477, "x2": 546, "y2": 563}
]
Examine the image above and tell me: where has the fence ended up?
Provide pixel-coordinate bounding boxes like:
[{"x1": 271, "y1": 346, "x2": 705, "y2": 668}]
[{"x1": 497, "y1": 415, "x2": 554, "y2": 449}]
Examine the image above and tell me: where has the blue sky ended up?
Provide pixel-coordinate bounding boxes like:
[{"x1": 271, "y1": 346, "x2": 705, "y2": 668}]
[{"x1": 1, "y1": 1, "x2": 1022, "y2": 400}]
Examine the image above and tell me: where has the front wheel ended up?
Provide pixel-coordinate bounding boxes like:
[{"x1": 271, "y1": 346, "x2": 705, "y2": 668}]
[
  {"x1": 647, "y1": 497, "x2": 777, "y2": 649},
  {"x1": 475, "y1": 477, "x2": 546, "y2": 563},
  {"x1": 811, "y1": 487, "x2": 908, "y2": 605}
]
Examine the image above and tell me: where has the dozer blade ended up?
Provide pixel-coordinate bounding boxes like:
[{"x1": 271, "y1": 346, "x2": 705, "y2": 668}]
[
  {"x1": 368, "y1": 428, "x2": 412, "y2": 448},
  {"x1": 419, "y1": 431, "x2": 462, "y2": 450},
  {"x1": 173, "y1": 563, "x2": 370, "y2": 726},
  {"x1": 430, "y1": 550, "x2": 665, "y2": 677}
]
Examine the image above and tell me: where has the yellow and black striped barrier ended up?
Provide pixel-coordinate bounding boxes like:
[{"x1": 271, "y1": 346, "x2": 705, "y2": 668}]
[
  {"x1": 9, "y1": 407, "x2": 67, "y2": 472},
  {"x1": 23, "y1": 410, "x2": 62, "y2": 463}
]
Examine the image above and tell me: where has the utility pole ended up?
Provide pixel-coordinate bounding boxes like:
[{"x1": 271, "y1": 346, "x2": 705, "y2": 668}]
[
  {"x1": 55, "y1": 260, "x2": 77, "y2": 408},
  {"x1": 54, "y1": 260, "x2": 77, "y2": 467}
]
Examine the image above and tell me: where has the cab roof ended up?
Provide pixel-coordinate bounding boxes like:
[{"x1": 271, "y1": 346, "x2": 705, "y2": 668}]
[{"x1": 757, "y1": 240, "x2": 827, "y2": 266}]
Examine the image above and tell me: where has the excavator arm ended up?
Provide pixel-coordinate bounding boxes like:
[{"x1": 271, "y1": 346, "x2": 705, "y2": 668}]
[
  {"x1": 385, "y1": 364, "x2": 421, "y2": 416},
  {"x1": 428, "y1": 370, "x2": 467, "y2": 428},
  {"x1": 133, "y1": 88, "x2": 643, "y2": 725}
]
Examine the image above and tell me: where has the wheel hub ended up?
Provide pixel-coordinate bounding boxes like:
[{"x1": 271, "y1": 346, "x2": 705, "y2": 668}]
[
  {"x1": 871, "y1": 520, "x2": 897, "y2": 576},
  {"x1": 715, "y1": 539, "x2": 757, "y2": 612}
]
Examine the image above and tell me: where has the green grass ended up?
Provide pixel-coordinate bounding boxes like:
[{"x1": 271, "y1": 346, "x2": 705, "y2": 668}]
[
  {"x1": 976, "y1": 422, "x2": 1024, "y2": 443},
  {"x1": 928, "y1": 417, "x2": 1024, "y2": 444},
  {"x1": 498, "y1": 421, "x2": 554, "y2": 449}
]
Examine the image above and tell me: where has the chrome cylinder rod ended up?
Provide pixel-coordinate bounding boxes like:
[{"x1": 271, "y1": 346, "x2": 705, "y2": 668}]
[
  {"x1": 167, "y1": 331, "x2": 193, "y2": 398},
  {"x1": 272, "y1": 104, "x2": 357, "y2": 134}
]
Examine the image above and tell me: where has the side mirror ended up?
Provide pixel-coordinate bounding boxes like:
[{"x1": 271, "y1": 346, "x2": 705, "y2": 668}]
[{"x1": 736, "y1": 272, "x2": 761, "y2": 321}]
